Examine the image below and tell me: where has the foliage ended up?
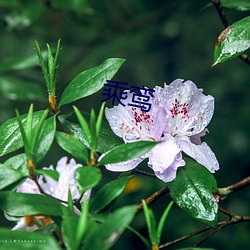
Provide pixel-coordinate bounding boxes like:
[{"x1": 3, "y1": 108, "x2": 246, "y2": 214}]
[{"x1": 0, "y1": 1, "x2": 249, "y2": 250}]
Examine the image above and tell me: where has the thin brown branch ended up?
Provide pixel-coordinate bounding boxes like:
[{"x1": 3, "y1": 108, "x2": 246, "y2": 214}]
[
  {"x1": 211, "y1": 0, "x2": 250, "y2": 66},
  {"x1": 136, "y1": 186, "x2": 169, "y2": 215},
  {"x1": 134, "y1": 169, "x2": 157, "y2": 178},
  {"x1": 218, "y1": 176, "x2": 250, "y2": 198},
  {"x1": 193, "y1": 216, "x2": 250, "y2": 247},
  {"x1": 218, "y1": 206, "x2": 235, "y2": 218}
]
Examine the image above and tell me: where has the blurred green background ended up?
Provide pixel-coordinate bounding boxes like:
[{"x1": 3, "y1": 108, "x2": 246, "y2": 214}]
[{"x1": 0, "y1": 0, "x2": 249, "y2": 249}]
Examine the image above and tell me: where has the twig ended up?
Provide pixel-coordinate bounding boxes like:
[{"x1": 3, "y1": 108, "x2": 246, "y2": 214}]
[
  {"x1": 134, "y1": 169, "x2": 156, "y2": 178},
  {"x1": 218, "y1": 176, "x2": 250, "y2": 198},
  {"x1": 136, "y1": 186, "x2": 169, "y2": 215},
  {"x1": 210, "y1": 0, "x2": 250, "y2": 66},
  {"x1": 193, "y1": 216, "x2": 250, "y2": 247},
  {"x1": 218, "y1": 206, "x2": 235, "y2": 218}
]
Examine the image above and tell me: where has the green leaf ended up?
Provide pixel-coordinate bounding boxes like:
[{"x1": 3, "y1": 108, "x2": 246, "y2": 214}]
[
  {"x1": 0, "y1": 76, "x2": 46, "y2": 102},
  {"x1": 96, "y1": 102, "x2": 105, "y2": 140},
  {"x1": 0, "y1": 164, "x2": 27, "y2": 190},
  {"x1": 176, "y1": 248, "x2": 216, "y2": 250},
  {"x1": 213, "y1": 16, "x2": 250, "y2": 65},
  {"x1": 36, "y1": 169, "x2": 59, "y2": 181},
  {"x1": 0, "y1": 192, "x2": 65, "y2": 216},
  {"x1": 168, "y1": 159, "x2": 218, "y2": 227},
  {"x1": 4, "y1": 153, "x2": 28, "y2": 175},
  {"x1": 59, "y1": 112, "x2": 123, "y2": 153},
  {"x1": 59, "y1": 58, "x2": 125, "y2": 106},
  {"x1": 36, "y1": 116, "x2": 56, "y2": 162},
  {"x1": 56, "y1": 131, "x2": 89, "y2": 165},
  {"x1": 91, "y1": 176, "x2": 132, "y2": 213},
  {"x1": 157, "y1": 201, "x2": 174, "y2": 244},
  {"x1": 75, "y1": 167, "x2": 102, "y2": 194},
  {"x1": 0, "y1": 228, "x2": 60, "y2": 250},
  {"x1": 97, "y1": 140, "x2": 159, "y2": 166},
  {"x1": 0, "y1": 110, "x2": 44, "y2": 157},
  {"x1": 83, "y1": 205, "x2": 137, "y2": 250},
  {"x1": 221, "y1": 0, "x2": 250, "y2": 11},
  {"x1": 89, "y1": 108, "x2": 97, "y2": 150},
  {"x1": 142, "y1": 200, "x2": 157, "y2": 245}
]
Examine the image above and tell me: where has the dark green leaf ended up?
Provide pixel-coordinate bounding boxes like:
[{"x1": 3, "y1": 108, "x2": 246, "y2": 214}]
[
  {"x1": 213, "y1": 16, "x2": 250, "y2": 65},
  {"x1": 59, "y1": 113, "x2": 123, "y2": 153},
  {"x1": 59, "y1": 58, "x2": 125, "y2": 106},
  {"x1": 52, "y1": 0, "x2": 93, "y2": 14},
  {"x1": 91, "y1": 176, "x2": 132, "y2": 213},
  {"x1": 0, "y1": 111, "x2": 44, "y2": 157},
  {"x1": 4, "y1": 153, "x2": 28, "y2": 175},
  {"x1": 0, "y1": 228, "x2": 60, "y2": 250},
  {"x1": 75, "y1": 167, "x2": 102, "y2": 194},
  {"x1": 221, "y1": 0, "x2": 250, "y2": 11},
  {"x1": 0, "y1": 77, "x2": 46, "y2": 102},
  {"x1": 0, "y1": 192, "x2": 65, "y2": 216},
  {"x1": 56, "y1": 131, "x2": 89, "y2": 165},
  {"x1": 83, "y1": 205, "x2": 137, "y2": 250},
  {"x1": 168, "y1": 159, "x2": 218, "y2": 227},
  {"x1": 97, "y1": 141, "x2": 159, "y2": 166},
  {"x1": 0, "y1": 164, "x2": 27, "y2": 190}
]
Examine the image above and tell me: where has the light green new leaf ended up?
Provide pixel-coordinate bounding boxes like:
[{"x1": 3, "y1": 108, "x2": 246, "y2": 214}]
[
  {"x1": 75, "y1": 167, "x2": 102, "y2": 194},
  {"x1": 0, "y1": 228, "x2": 60, "y2": 250},
  {"x1": 83, "y1": 205, "x2": 137, "y2": 250},
  {"x1": 213, "y1": 16, "x2": 250, "y2": 65},
  {"x1": 168, "y1": 159, "x2": 218, "y2": 227},
  {"x1": 0, "y1": 111, "x2": 44, "y2": 157},
  {"x1": 91, "y1": 176, "x2": 132, "y2": 213},
  {"x1": 59, "y1": 58, "x2": 125, "y2": 106},
  {"x1": 97, "y1": 140, "x2": 159, "y2": 166}
]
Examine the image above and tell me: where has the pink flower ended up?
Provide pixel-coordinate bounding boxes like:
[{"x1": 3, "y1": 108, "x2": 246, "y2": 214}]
[
  {"x1": 12, "y1": 157, "x2": 90, "y2": 231},
  {"x1": 103, "y1": 79, "x2": 219, "y2": 182}
]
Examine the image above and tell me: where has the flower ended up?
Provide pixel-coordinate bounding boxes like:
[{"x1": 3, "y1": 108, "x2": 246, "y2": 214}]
[
  {"x1": 11, "y1": 157, "x2": 90, "y2": 231},
  {"x1": 103, "y1": 79, "x2": 219, "y2": 182}
]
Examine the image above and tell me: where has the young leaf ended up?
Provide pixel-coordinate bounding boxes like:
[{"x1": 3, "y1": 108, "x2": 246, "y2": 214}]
[
  {"x1": 73, "y1": 106, "x2": 91, "y2": 146},
  {"x1": 59, "y1": 112, "x2": 123, "y2": 153},
  {"x1": 36, "y1": 169, "x2": 59, "y2": 181},
  {"x1": 0, "y1": 191, "x2": 66, "y2": 216},
  {"x1": 89, "y1": 108, "x2": 97, "y2": 150},
  {"x1": 91, "y1": 176, "x2": 132, "y2": 213},
  {"x1": 96, "y1": 102, "x2": 105, "y2": 140},
  {"x1": 97, "y1": 140, "x2": 159, "y2": 166},
  {"x1": 75, "y1": 167, "x2": 102, "y2": 194},
  {"x1": 0, "y1": 110, "x2": 44, "y2": 157},
  {"x1": 59, "y1": 58, "x2": 126, "y2": 107},
  {"x1": 83, "y1": 205, "x2": 137, "y2": 250},
  {"x1": 168, "y1": 159, "x2": 218, "y2": 227},
  {"x1": 128, "y1": 226, "x2": 151, "y2": 248},
  {"x1": 56, "y1": 131, "x2": 89, "y2": 165},
  {"x1": 156, "y1": 201, "x2": 174, "y2": 244},
  {"x1": 0, "y1": 228, "x2": 61, "y2": 250},
  {"x1": 213, "y1": 16, "x2": 250, "y2": 65}
]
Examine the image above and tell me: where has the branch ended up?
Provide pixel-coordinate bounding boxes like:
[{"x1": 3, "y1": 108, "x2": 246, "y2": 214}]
[
  {"x1": 134, "y1": 169, "x2": 156, "y2": 178},
  {"x1": 211, "y1": 0, "x2": 250, "y2": 66},
  {"x1": 218, "y1": 176, "x2": 250, "y2": 198},
  {"x1": 136, "y1": 186, "x2": 169, "y2": 215},
  {"x1": 193, "y1": 216, "x2": 250, "y2": 247}
]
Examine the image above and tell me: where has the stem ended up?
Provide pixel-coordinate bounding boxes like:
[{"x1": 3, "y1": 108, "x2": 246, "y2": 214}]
[
  {"x1": 134, "y1": 169, "x2": 156, "y2": 178},
  {"x1": 218, "y1": 176, "x2": 250, "y2": 198},
  {"x1": 210, "y1": 0, "x2": 250, "y2": 66},
  {"x1": 136, "y1": 186, "x2": 169, "y2": 215}
]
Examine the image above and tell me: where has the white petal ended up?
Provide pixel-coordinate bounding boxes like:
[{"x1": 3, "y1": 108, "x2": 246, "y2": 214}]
[
  {"x1": 148, "y1": 138, "x2": 185, "y2": 182},
  {"x1": 105, "y1": 157, "x2": 145, "y2": 172},
  {"x1": 179, "y1": 139, "x2": 219, "y2": 173},
  {"x1": 12, "y1": 218, "x2": 38, "y2": 231},
  {"x1": 16, "y1": 178, "x2": 40, "y2": 194}
]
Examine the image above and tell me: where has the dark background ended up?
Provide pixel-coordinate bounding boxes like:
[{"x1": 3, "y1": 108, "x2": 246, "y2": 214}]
[{"x1": 0, "y1": 0, "x2": 249, "y2": 249}]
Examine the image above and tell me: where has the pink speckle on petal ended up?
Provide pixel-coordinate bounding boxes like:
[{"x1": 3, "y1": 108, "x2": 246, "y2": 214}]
[{"x1": 170, "y1": 99, "x2": 190, "y2": 121}]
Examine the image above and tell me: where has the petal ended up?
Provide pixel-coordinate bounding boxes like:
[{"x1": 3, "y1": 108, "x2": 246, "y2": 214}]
[
  {"x1": 16, "y1": 178, "x2": 40, "y2": 194},
  {"x1": 12, "y1": 218, "x2": 38, "y2": 231},
  {"x1": 105, "y1": 156, "x2": 145, "y2": 172},
  {"x1": 155, "y1": 79, "x2": 215, "y2": 136},
  {"x1": 148, "y1": 138, "x2": 185, "y2": 182},
  {"x1": 179, "y1": 139, "x2": 219, "y2": 173}
]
